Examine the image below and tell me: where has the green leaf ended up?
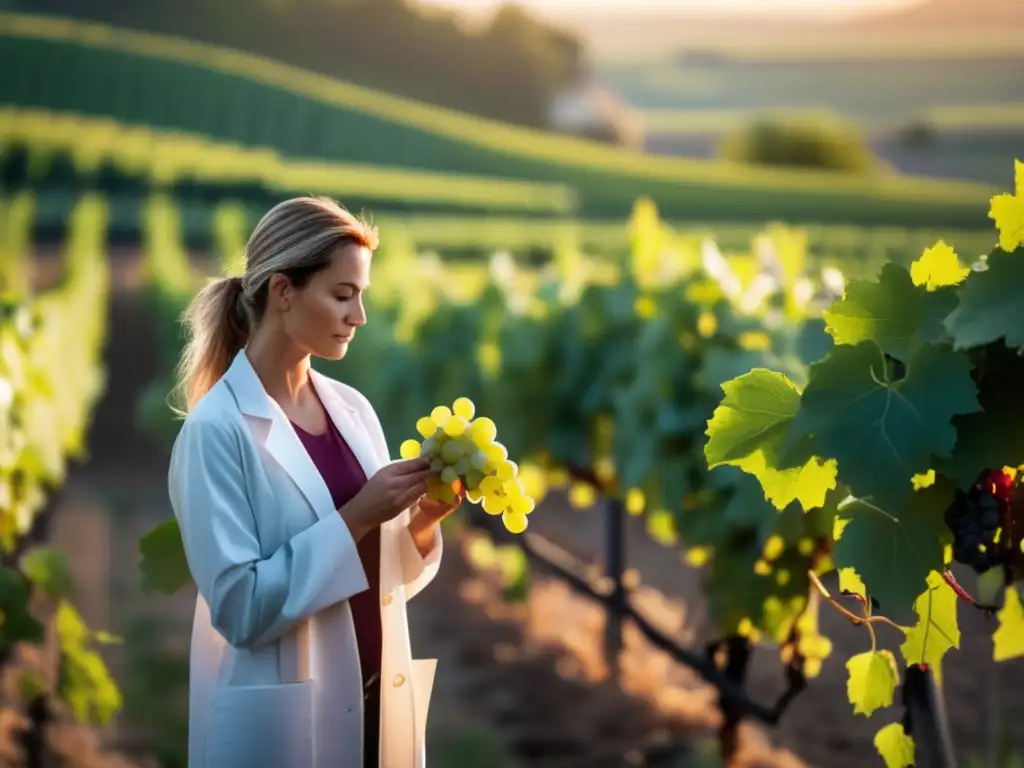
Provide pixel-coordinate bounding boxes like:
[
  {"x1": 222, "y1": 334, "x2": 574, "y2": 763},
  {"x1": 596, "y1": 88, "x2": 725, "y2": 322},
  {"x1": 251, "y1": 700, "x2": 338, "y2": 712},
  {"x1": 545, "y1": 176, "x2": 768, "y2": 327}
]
[
  {"x1": 0, "y1": 567, "x2": 44, "y2": 650},
  {"x1": 899, "y1": 571, "x2": 960, "y2": 683},
  {"x1": 993, "y1": 584, "x2": 1024, "y2": 662},
  {"x1": 788, "y1": 341, "x2": 980, "y2": 508},
  {"x1": 55, "y1": 600, "x2": 122, "y2": 726},
  {"x1": 20, "y1": 546, "x2": 73, "y2": 599},
  {"x1": 138, "y1": 520, "x2": 194, "y2": 595},
  {"x1": 846, "y1": 649, "x2": 899, "y2": 717},
  {"x1": 822, "y1": 263, "x2": 957, "y2": 361},
  {"x1": 833, "y1": 480, "x2": 950, "y2": 623},
  {"x1": 874, "y1": 722, "x2": 915, "y2": 768},
  {"x1": 945, "y1": 247, "x2": 1024, "y2": 351},
  {"x1": 704, "y1": 369, "x2": 836, "y2": 512},
  {"x1": 936, "y1": 378, "x2": 1024, "y2": 490}
]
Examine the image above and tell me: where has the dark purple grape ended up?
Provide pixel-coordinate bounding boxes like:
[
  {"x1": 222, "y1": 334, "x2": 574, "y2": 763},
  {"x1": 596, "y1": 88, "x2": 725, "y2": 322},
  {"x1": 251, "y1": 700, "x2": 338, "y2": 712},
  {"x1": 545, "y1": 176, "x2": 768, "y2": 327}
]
[{"x1": 945, "y1": 469, "x2": 1015, "y2": 575}]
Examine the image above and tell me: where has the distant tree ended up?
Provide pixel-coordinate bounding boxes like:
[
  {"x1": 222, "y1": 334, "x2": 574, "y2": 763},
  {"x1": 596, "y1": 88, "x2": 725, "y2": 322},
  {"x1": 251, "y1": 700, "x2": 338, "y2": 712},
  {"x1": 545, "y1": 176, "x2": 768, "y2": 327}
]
[{"x1": 20, "y1": 0, "x2": 586, "y2": 129}]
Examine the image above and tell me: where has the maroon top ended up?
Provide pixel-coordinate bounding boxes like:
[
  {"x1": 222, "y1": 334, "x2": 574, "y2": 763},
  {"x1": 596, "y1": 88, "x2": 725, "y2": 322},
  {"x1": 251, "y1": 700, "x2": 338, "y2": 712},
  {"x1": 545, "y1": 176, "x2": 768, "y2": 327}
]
[{"x1": 291, "y1": 417, "x2": 381, "y2": 686}]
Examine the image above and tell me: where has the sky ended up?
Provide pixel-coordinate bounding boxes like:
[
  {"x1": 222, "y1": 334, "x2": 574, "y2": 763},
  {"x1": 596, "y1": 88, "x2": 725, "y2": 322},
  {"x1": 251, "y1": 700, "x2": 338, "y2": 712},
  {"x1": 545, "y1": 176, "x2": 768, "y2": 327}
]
[{"x1": 426, "y1": 0, "x2": 924, "y2": 18}]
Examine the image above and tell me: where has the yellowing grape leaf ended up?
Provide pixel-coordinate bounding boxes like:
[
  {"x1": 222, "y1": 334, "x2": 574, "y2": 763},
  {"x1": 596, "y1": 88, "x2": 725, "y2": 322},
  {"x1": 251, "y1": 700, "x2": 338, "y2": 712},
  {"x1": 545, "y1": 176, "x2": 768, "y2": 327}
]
[
  {"x1": 822, "y1": 263, "x2": 957, "y2": 361},
  {"x1": 874, "y1": 722, "x2": 915, "y2": 768},
  {"x1": 993, "y1": 584, "x2": 1024, "y2": 662},
  {"x1": 846, "y1": 649, "x2": 899, "y2": 717},
  {"x1": 839, "y1": 567, "x2": 867, "y2": 598},
  {"x1": 833, "y1": 480, "x2": 950, "y2": 624},
  {"x1": 945, "y1": 247, "x2": 1024, "y2": 351},
  {"x1": 910, "y1": 241, "x2": 970, "y2": 291},
  {"x1": 704, "y1": 369, "x2": 836, "y2": 511},
  {"x1": 899, "y1": 571, "x2": 960, "y2": 683},
  {"x1": 988, "y1": 159, "x2": 1024, "y2": 253},
  {"x1": 788, "y1": 341, "x2": 980, "y2": 510}
]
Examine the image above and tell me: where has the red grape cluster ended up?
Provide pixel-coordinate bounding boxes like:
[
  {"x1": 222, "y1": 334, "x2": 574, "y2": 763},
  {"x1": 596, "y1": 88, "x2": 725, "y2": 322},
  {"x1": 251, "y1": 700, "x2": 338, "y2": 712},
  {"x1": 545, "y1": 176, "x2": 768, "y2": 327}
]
[{"x1": 944, "y1": 469, "x2": 1015, "y2": 575}]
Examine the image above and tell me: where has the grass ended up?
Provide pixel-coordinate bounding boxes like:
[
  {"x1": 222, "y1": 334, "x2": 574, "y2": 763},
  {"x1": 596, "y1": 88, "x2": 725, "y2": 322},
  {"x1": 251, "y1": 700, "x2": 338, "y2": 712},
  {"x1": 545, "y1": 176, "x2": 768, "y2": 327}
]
[
  {"x1": 0, "y1": 10, "x2": 1002, "y2": 228},
  {"x1": 0, "y1": 107, "x2": 577, "y2": 215},
  {"x1": 642, "y1": 104, "x2": 1024, "y2": 138}
]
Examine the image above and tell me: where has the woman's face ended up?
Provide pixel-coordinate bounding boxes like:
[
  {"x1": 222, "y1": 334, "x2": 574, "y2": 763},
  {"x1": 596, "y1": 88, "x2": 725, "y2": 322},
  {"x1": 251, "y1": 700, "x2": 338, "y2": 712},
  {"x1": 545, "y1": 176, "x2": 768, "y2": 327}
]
[{"x1": 276, "y1": 243, "x2": 372, "y2": 361}]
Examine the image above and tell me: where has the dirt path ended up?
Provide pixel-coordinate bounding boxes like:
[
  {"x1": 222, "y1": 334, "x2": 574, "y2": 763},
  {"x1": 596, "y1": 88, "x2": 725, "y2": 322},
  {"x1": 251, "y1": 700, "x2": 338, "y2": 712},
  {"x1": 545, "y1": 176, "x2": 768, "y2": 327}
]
[{"x1": 525, "y1": 491, "x2": 1024, "y2": 767}]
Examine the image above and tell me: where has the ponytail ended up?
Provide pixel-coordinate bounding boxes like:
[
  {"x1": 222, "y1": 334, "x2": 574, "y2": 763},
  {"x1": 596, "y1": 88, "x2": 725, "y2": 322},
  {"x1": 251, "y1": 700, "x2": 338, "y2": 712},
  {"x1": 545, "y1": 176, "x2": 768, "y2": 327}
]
[
  {"x1": 170, "y1": 274, "x2": 249, "y2": 415},
  {"x1": 169, "y1": 196, "x2": 379, "y2": 416}
]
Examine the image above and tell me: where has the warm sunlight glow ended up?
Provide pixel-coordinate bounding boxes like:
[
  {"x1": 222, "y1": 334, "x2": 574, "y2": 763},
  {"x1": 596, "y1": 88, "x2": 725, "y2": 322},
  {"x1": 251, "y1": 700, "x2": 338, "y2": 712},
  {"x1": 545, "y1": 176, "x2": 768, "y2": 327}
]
[{"x1": 426, "y1": 0, "x2": 925, "y2": 18}]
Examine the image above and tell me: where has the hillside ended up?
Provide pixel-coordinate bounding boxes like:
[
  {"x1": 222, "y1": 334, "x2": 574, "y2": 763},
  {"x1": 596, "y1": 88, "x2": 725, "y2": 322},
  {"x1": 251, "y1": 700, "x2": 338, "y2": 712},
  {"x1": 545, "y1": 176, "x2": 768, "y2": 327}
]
[
  {"x1": 851, "y1": 0, "x2": 1024, "y2": 29},
  {"x1": 0, "y1": 11, "x2": 1001, "y2": 228},
  {"x1": 567, "y1": 0, "x2": 1024, "y2": 60}
]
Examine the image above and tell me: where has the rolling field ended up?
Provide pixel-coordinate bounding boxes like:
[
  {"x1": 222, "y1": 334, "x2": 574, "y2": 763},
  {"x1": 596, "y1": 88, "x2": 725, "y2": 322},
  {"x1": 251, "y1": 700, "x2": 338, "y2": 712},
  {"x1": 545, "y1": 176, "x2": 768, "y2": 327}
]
[{"x1": 0, "y1": 11, "x2": 1002, "y2": 228}]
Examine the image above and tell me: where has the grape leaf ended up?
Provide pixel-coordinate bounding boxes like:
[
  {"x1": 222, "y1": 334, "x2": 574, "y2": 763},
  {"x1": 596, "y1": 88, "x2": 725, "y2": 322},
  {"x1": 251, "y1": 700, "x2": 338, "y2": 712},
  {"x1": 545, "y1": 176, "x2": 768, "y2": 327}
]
[
  {"x1": 909, "y1": 241, "x2": 970, "y2": 292},
  {"x1": 935, "y1": 343, "x2": 1024, "y2": 488},
  {"x1": 874, "y1": 722, "x2": 915, "y2": 768},
  {"x1": 937, "y1": 397, "x2": 1024, "y2": 489},
  {"x1": 20, "y1": 546, "x2": 73, "y2": 599},
  {"x1": 833, "y1": 480, "x2": 950, "y2": 623},
  {"x1": 705, "y1": 369, "x2": 836, "y2": 511},
  {"x1": 993, "y1": 584, "x2": 1024, "y2": 662},
  {"x1": 945, "y1": 246, "x2": 1024, "y2": 351},
  {"x1": 899, "y1": 570, "x2": 960, "y2": 683},
  {"x1": 822, "y1": 262, "x2": 957, "y2": 361},
  {"x1": 787, "y1": 341, "x2": 979, "y2": 509},
  {"x1": 846, "y1": 649, "x2": 899, "y2": 717},
  {"x1": 138, "y1": 520, "x2": 194, "y2": 595},
  {"x1": 0, "y1": 567, "x2": 44, "y2": 650},
  {"x1": 988, "y1": 159, "x2": 1024, "y2": 253}
]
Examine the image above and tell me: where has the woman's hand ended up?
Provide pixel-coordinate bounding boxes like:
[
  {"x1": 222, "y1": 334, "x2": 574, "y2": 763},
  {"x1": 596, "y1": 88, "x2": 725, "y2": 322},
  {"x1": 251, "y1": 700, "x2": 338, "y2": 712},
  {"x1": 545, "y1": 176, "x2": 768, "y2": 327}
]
[
  {"x1": 340, "y1": 458, "x2": 433, "y2": 541},
  {"x1": 407, "y1": 487, "x2": 465, "y2": 557},
  {"x1": 414, "y1": 489, "x2": 465, "y2": 526}
]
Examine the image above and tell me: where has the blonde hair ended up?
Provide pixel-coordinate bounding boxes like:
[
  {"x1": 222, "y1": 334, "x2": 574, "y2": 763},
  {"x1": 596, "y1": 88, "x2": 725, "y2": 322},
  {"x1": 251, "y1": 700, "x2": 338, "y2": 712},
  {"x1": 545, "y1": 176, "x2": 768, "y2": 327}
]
[{"x1": 171, "y1": 196, "x2": 378, "y2": 414}]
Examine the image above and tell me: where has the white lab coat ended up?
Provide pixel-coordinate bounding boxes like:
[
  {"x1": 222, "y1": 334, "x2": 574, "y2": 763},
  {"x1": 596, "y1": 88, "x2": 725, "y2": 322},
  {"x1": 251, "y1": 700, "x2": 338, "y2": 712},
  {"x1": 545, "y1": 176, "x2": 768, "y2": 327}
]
[{"x1": 168, "y1": 349, "x2": 442, "y2": 768}]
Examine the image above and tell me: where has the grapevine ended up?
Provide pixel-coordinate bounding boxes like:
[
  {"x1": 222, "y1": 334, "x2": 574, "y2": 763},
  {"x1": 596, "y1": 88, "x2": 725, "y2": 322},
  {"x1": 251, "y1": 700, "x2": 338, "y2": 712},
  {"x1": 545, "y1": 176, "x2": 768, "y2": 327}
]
[
  {"x1": 0, "y1": 191, "x2": 122, "y2": 731},
  {"x1": 705, "y1": 158, "x2": 1024, "y2": 766},
  {"x1": 133, "y1": 160, "x2": 1024, "y2": 766}
]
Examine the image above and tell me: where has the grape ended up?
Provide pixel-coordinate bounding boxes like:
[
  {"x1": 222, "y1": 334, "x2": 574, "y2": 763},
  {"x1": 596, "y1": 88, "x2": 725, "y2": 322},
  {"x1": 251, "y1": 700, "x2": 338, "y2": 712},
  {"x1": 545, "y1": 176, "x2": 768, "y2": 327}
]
[
  {"x1": 482, "y1": 493, "x2": 506, "y2": 515},
  {"x1": 431, "y1": 406, "x2": 452, "y2": 425},
  {"x1": 495, "y1": 460, "x2": 516, "y2": 482},
  {"x1": 430, "y1": 457, "x2": 445, "y2": 473},
  {"x1": 469, "y1": 450, "x2": 487, "y2": 471},
  {"x1": 416, "y1": 417, "x2": 438, "y2": 439},
  {"x1": 444, "y1": 415, "x2": 468, "y2": 437},
  {"x1": 453, "y1": 397, "x2": 475, "y2": 420},
  {"x1": 421, "y1": 437, "x2": 439, "y2": 459},
  {"x1": 483, "y1": 442, "x2": 507, "y2": 463},
  {"x1": 944, "y1": 468, "x2": 1014, "y2": 575},
  {"x1": 468, "y1": 416, "x2": 496, "y2": 441},
  {"x1": 440, "y1": 440, "x2": 464, "y2": 463},
  {"x1": 453, "y1": 458, "x2": 470, "y2": 476},
  {"x1": 465, "y1": 469, "x2": 484, "y2": 490},
  {"x1": 502, "y1": 510, "x2": 528, "y2": 534},
  {"x1": 440, "y1": 466, "x2": 459, "y2": 484},
  {"x1": 399, "y1": 439, "x2": 421, "y2": 459},
  {"x1": 509, "y1": 495, "x2": 535, "y2": 516}
]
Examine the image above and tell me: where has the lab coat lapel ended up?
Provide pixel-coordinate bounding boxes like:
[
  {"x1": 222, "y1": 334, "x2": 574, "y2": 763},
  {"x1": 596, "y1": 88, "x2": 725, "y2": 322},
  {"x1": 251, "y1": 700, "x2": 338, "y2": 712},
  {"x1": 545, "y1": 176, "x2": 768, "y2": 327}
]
[
  {"x1": 222, "y1": 350, "x2": 337, "y2": 523},
  {"x1": 309, "y1": 369, "x2": 384, "y2": 479}
]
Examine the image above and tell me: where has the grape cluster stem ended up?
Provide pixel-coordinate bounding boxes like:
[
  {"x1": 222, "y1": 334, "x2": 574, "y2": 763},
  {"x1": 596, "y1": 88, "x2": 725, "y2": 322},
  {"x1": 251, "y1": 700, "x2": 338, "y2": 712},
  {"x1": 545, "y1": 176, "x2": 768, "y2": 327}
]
[{"x1": 808, "y1": 571, "x2": 903, "y2": 651}]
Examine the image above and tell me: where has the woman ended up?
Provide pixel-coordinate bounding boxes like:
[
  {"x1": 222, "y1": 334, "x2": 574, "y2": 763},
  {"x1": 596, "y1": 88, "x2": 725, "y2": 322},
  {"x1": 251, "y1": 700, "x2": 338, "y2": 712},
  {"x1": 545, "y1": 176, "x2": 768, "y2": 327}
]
[{"x1": 167, "y1": 196, "x2": 461, "y2": 768}]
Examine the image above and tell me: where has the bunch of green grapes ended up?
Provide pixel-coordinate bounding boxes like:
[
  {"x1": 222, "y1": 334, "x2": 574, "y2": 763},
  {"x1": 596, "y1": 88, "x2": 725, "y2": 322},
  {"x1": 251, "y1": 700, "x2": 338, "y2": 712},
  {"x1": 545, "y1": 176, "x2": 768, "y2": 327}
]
[{"x1": 400, "y1": 397, "x2": 535, "y2": 533}]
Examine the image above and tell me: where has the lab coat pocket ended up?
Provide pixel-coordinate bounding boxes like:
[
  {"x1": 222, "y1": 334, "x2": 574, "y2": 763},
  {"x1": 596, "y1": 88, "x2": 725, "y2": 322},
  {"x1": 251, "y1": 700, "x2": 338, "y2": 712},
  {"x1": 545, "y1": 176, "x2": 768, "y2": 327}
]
[
  {"x1": 206, "y1": 680, "x2": 315, "y2": 768},
  {"x1": 410, "y1": 658, "x2": 437, "y2": 753}
]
